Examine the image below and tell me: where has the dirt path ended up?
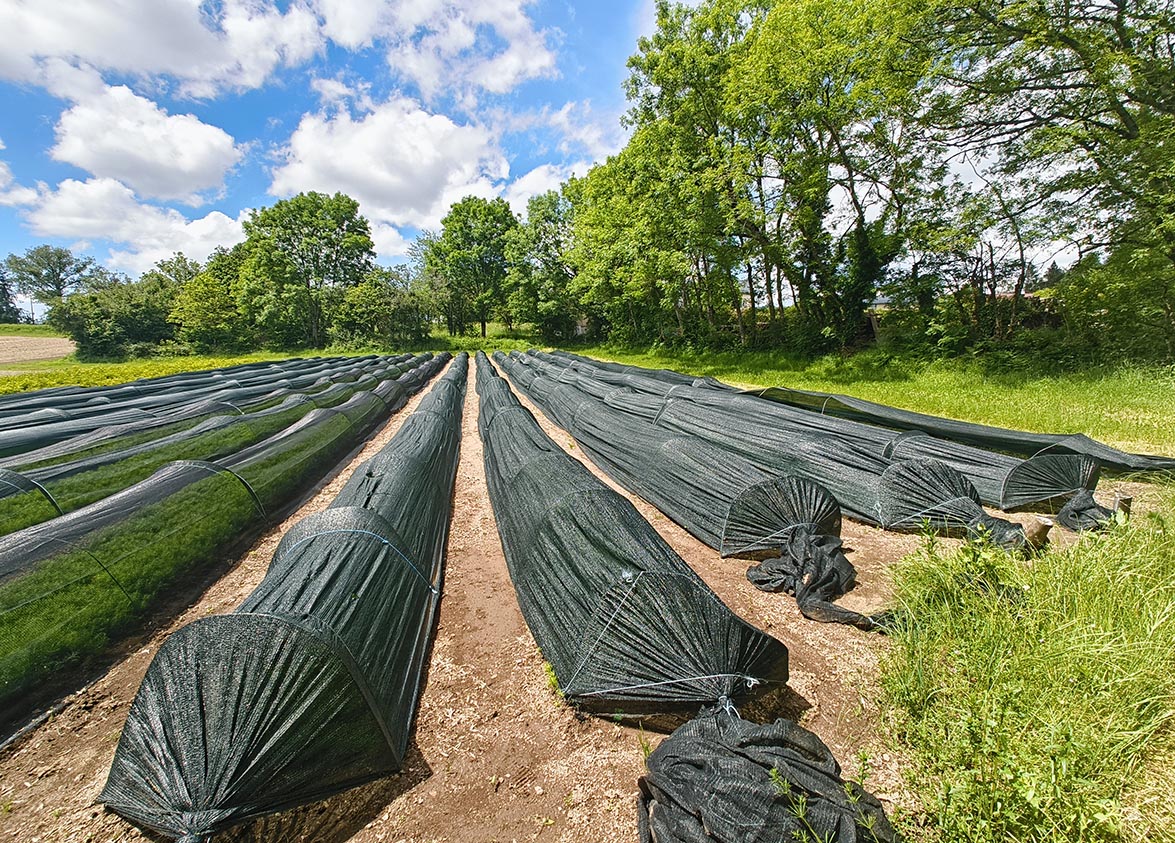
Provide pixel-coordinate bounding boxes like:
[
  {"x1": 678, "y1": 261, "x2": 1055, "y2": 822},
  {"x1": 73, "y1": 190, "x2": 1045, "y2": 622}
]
[
  {"x1": 0, "y1": 355, "x2": 932, "y2": 842},
  {"x1": 0, "y1": 336, "x2": 75, "y2": 368}
]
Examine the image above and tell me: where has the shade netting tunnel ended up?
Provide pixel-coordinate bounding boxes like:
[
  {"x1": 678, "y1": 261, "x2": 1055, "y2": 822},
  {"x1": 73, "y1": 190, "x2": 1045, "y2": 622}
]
[
  {"x1": 0, "y1": 357, "x2": 432, "y2": 536},
  {"x1": 0, "y1": 355, "x2": 411, "y2": 459},
  {"x1": 508, "y1": 352, "x2": 1026, "y2": 547},
  {"x1": 476, "y1": 353, "x2": 787, "y2": 713},
  {"x1": 0, "y1": 354, "x2": 402, "y2": 419},
  {"x1": 0, "y1": 354, "x2": 450, "y2": 725},
  {"x1": 502, "y1": 354, "x2": 897, "y2": 839},
  {"x1": 533, "y1": 352, "x2": 1107, "y2": 529},
  {"x1": 100, "y1": 354, "x2": 467, "y2": 842},
  {"x1": 551, "y1": 349, "x2": 1175, "y2": 476},
  {"x1": 638, "y1": 707, "x2": 896, "y2": 843},
  {"x1": 492, "y1": 353, "x2": 878, "y2": 630}
]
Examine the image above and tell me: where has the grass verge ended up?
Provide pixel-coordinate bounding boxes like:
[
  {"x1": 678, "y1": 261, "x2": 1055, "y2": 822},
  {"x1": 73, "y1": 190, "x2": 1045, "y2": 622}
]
[
  {"x1": 0, "y1": 324, "x2": 67, "y2": 338},
  {"x1": 882, "y1": 497, "x2": 1175, "y2": 842}
]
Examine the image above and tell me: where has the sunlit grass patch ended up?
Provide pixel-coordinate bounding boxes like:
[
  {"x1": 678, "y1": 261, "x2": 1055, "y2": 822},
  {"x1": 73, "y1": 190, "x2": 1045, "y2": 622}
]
[{"x1": 882, "y1": 493, "x2": 1175, "y2": 842}]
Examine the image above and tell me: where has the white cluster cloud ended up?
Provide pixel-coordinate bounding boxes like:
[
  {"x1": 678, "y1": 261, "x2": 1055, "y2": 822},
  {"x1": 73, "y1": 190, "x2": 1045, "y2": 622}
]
[
  {"x1": 0, "y1": 0, "x2": 598, "y2": 268},
  {"x1": 503, "y1": 162, "x2": 589, "y2": 215},
  {"x1": 51, "y1": 86, "x2": 243, "y2": 204},
  {"x1": 270, "y1": 96, "x2": 508, "y2": 237},
  {"x1": 315, "y1": 0, "x2": 557, "y2": 99},
  {"x1": 1, "y1": 0, "x2": 554, "y2": 101},
  {"x1": 0, "y1": 0, "x2": 321, "y2": 98},
  {"x1": 25, "y1": 178, "x2": 246, "y2": 273},
  {"x1": 268, "y1": 93, "x2": 610, "y2": 258}
]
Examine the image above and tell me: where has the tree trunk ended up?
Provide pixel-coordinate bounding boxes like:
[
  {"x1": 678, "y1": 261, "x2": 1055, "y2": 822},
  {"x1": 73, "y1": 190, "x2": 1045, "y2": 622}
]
[
  {"x1": 763, "y1": 259, "x2": 777, "y2": 322},
  {"x1": 746, "y1": 262, "x2": 757, "y2": 340},
  {"x1": 480, "y1": 319, "x2": 487, "y2": 338}
]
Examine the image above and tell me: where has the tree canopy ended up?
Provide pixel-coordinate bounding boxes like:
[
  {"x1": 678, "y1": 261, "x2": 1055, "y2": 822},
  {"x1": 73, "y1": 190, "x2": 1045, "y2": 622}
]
[{"x1": 424, "y1": 196, "x2": 518, "y2": 337}]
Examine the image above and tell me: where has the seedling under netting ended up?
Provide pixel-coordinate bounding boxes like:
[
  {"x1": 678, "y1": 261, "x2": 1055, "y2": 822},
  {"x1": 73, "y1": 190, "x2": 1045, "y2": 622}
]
[
  {"x1": 0, "y1": 355, "x2": 409, "y2": 470},
  {"x1": 0, "y1": 355, "x2": 450, "y2": 725},
  {"x1": 494, "y1": 352, "x2": 878, "y2": 630},
  {"x1": 537, "y1": 351, "x2": 1108, "y2": 529},
  {"x1": 0, "y1": 354, "x2": 411, "y2": 458},
  {"x1": 100, "y1": 354, "x2": 467, "y2": 841},
  {"x1": 0, "y1": 357, "x2": 433, "y2": 536},
  {"x1": 477, "y1": 352, "x2": 788, "y2": 713},
  {"x1": 0, "y1": 353, "x2": 400, "y2": 418},
  {"x1": 511, "y1": 352, "x2": 1026, "y2": 547}
]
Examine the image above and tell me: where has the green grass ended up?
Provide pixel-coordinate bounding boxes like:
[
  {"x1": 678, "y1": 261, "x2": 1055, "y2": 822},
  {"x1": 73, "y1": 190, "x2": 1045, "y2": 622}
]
[
  {"x1": 0, "y1": 471, "x2": 258, "y2": 713},
  {"x1": 882, "y1": 502, "x2": 1175, "y2": 842},
  {"x1": 0, "y1": 324, "x2": 67, "y2": 338},
  {"x1": 567, "y1": 345, "x2": 1175, "y2": 456}
]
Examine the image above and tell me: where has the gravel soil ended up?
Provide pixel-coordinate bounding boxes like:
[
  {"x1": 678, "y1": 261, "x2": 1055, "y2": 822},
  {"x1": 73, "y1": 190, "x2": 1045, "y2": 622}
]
[
  {"x1": 0, "y1": 336, "x2": 75, "y2": 371},
  {"x1": 1, "y1": 354, "x2": 1124, "y2": 843}
]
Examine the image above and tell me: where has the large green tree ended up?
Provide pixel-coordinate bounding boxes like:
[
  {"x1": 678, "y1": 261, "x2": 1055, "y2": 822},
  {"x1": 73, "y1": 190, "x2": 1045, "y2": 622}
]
[
  {"x1": 4, "y1": 245, "x2": 97, "y2": 319},
  {"x1": 51, "y1": 260, "x2": 183, "y2": 359},
  {"x1": 425, "y1": 196, "x2": 518, "y2": 337},
  {"x1": 332, "y1": 266, "x2": 430, "y2": 347},
  {"x1": 505, "y1": 188, "x2": 580, "y2": 342},
  {"x1": 930, "y1": 0, "x2": 1175, "y2": 342},
  {"x1": 242, "y1": 192, "x2": 375, "y2": 347}
]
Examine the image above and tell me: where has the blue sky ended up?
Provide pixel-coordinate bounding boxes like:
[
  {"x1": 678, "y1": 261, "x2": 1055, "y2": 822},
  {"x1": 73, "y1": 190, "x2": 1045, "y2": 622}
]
[{"x1": 0, "y1": 0, "x2": 656, "y2": 277}]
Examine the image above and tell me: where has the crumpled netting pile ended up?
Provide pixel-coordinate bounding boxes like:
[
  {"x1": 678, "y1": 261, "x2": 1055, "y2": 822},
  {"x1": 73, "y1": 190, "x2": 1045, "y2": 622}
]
[
  {"x1": 492, "y1": 352, "x2": 881, "y2": 631},
  {"x1": 0, "y1": 354, "x2": 450, "y2": 723},
  {"x1": 639, "y1": 707, "x2": 897, "y2": 843},
  {"x1": 476, "y1": 352, "x2": 788, "y2": 712},
  {"x1": 99, "y1": 354, "x2": 467, "y2": 842},
  {"x1": 508, "y1": 352, "x2": 1025, "y2": 548},
  {"x1": 538, "y1": 351, "x2": 1110, "y2": 529}
]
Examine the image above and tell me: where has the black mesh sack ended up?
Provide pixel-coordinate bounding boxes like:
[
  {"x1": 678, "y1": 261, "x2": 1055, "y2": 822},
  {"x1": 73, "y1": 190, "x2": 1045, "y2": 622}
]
[
  {"x1": 534, "y1": 352, "x2": 1100, "y2": 520},
  {"x1": 510, "y1": 353, "x2": 1025, "y2": 547},
  {"x1": 552, "y1": 350, "x2": 1174, "y2": 475},
  {"x1": 638, "y1": 707, "x2": 896, "y2": 843}
]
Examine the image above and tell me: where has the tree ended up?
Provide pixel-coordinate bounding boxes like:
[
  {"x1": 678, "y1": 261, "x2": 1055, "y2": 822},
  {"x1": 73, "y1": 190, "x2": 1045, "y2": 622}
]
[
  {"x1": 171, "y1": 245, "x2": 251, "y2": 351},
  {"x1": 331, "y1": 266, "x2": 430, "y2": 347},
  {"x1": 242, "y1": 192, "x2": 375, "y2": 347},
  {"x1": 606, "y1": 0, "x2": 933, "y2": 349},
  {"x1": 0, "y1": 268, "x2": 22, "y2": 324},
  {"x1": 4, "y1": 245, "x2": 96, "y2": 319},
  {"x1": 932, "y1": 0, "x2": 1175, "y2": 277},
  {"x1": 505, "y1": 189, "x2": 580, "y2": 342},
  {"x1": 51, "y1": 273, "x2": 180, "y2": 359},
  {"x1": 140, "y1": 252, "x2": 202, "y2": 292},
  {"x1": 424, "y1": 196, "x2": 518, "y2": 337},
  {"x1": 234, "y1": 245, "x2": 308, "y2": 349}
]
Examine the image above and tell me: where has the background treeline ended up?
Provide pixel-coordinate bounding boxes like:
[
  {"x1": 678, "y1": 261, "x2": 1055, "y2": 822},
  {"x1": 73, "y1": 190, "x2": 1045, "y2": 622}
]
[{"x1": 6, "y1": 0, "x2": 1172, "y2": 365}]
